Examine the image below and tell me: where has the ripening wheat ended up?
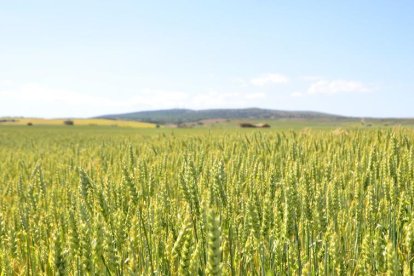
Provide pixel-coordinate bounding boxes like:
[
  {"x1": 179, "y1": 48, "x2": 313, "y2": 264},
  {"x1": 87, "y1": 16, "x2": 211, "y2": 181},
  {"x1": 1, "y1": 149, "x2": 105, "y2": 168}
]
[{"x1": 0, "y1": 127, "x2": 413, "y2": 275}]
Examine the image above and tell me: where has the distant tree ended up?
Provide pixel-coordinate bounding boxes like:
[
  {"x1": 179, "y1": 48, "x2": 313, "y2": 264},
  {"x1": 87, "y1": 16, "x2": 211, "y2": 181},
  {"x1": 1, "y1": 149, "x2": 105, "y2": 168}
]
[
  {"x1": 239, "y1": 122, "x2": 270, "y2": 128},
  {"x1": 64, "y1": 120, "x2": 74, "y2": 126},
  {"x1": 240, "y1": 123, "x2": 257, "y2": 128}
]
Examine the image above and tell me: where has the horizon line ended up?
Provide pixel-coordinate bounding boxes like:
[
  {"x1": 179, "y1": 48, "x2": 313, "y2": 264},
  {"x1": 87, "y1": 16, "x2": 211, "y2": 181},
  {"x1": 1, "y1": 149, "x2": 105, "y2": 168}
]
[{"x1": 1, "y1": 107, "x2": 414, "y2": 120}]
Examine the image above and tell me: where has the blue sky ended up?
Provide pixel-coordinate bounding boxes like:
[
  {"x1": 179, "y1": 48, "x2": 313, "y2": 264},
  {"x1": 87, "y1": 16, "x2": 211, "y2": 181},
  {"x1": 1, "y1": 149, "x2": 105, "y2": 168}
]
[{"x1": 1, "y1": 1, "x2": 413, "y2": 118}]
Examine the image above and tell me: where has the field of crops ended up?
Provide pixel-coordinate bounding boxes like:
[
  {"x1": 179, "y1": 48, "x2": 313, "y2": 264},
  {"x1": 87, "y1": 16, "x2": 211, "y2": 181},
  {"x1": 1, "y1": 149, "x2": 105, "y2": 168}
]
[
  {"x1": 0, "y1": 118, "x2": 155, "y2": 128},
  {"x1": 1, "y1": 126, "x2": 414, "y2": 275}
]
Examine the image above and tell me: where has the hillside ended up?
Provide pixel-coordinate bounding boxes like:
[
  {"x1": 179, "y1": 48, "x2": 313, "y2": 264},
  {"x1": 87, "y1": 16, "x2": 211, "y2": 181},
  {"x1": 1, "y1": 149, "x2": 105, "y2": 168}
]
[{"x1": 97, "y1": 108, "x2": 346, "y2": 125}]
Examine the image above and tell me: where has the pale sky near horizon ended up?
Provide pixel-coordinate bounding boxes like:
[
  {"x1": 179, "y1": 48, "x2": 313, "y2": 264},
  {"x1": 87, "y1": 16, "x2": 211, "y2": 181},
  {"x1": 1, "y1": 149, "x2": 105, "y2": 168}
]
[{"x1": 1, "y1": 1, "x2": 414, "y2": 118}]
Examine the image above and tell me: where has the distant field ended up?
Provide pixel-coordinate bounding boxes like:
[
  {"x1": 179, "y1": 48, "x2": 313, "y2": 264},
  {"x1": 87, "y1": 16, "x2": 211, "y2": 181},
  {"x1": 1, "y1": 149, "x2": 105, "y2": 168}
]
[
  {"x1": 0, "y1": 118, "x2": 155, "y2": 128},
  {"x1": 178, "y1": 118, "x2": 414, "y2": 129},
  {"x1": 2, "y1": 117, "x2": 414, "y2": 130}
]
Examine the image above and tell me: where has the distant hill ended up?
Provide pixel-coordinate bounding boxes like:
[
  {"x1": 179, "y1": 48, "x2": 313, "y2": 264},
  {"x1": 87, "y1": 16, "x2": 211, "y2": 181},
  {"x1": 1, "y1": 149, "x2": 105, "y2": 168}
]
[{"x1": 97, "y1": 108, "x2": 347, "y2": 125}]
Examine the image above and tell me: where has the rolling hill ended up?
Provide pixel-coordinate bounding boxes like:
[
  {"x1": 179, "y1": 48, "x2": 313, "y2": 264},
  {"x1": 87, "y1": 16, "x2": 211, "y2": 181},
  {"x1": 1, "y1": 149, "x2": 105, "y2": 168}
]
[{"x1": 97, "y1": 108, "x2": 346, "y2": 125}]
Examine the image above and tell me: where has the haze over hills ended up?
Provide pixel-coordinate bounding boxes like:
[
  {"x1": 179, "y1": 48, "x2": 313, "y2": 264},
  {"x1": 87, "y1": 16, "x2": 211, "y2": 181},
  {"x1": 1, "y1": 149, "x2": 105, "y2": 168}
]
[{"x1": 97, "y1": 108, "x2": 347, "y2": 125}]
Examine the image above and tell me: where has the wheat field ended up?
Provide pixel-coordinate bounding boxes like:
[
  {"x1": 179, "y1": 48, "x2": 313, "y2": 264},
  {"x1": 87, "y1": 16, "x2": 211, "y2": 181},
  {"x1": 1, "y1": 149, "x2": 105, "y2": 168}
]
[
  {"x1": 0, "y1": 118, "x2": 155, "y2": 128},
  {"x1": 0, "y1": 126, "x2": 413, "y2": 275}
]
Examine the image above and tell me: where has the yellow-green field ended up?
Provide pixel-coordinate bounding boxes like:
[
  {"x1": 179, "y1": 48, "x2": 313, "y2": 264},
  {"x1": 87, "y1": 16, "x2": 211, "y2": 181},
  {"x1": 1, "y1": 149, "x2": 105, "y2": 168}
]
[
  {"x1": 0, "y1": 118, "x2": 155, "y2": 128},
  {"x1": 1, "y1": 126, "x2": 414, "y2": 274}
]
